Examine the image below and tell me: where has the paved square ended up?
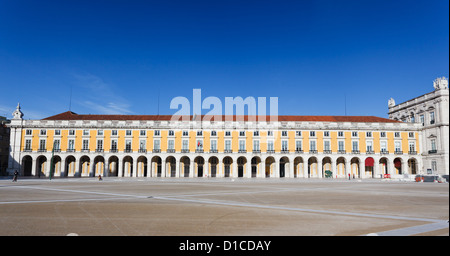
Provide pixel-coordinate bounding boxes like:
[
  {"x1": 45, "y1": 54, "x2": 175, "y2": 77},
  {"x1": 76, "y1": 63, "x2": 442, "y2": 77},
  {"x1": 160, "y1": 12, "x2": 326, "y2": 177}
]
[{"x1": 0, "y1": 178, "x2": 448, "y2": 236}]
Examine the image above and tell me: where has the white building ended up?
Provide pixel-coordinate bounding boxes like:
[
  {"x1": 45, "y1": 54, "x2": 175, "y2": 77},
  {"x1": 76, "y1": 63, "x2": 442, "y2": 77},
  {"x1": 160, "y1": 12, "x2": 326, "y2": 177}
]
[{"x1": 388, "y1": 77, "x2": 449, "y2": 177}]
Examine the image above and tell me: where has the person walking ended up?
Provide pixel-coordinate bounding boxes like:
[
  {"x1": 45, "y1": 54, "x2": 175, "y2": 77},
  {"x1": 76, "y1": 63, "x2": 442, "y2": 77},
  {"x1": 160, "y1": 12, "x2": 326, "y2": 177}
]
[{"x1": 12, "y1": 170, "x2": 18, "y2": 182}]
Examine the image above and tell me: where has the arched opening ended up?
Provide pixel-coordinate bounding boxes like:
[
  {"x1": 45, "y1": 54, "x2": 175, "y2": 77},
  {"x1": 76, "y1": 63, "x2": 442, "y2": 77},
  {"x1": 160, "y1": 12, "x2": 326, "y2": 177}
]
[
  {"x1": 180, "y1": 156, "x2": 190, "y2": 177},
  {"x1": 237, "y1": 157, "x2": 247, "y2": 178},
  {"x1": 194, "y1": 156, "x2": 205, "y2": 177},
  {"x1": 79, "y1": 156, "x2": 90, "y2": 177},
  {"x1": 294, "y1": 157, "x2": 304, "y2": 178},
  {"x1": 336, "y1": 157, "x2": 346, "y2": 178},
  {"x1": 209, "y1": 157, "x2": 219, "y2": 177},
  {"x1": 265, "y1": 157, "x2": 275, "y2": 178},
  {"x1": 107, "y1": 156, "x2": 119, "y2": 177},
  {"x1": 365, "y1": 157, "x2": 375, "y2": 178},
  {"x1": 350, "y1": 157, "x2": 360, "y2": 179},
  {"x1": 65, "y1": 155, "x2": 76, "y2": 177},
  {"x1": 394, "y1": 158, "x2": 402, "y2": 175},
  {"x1": 251, "y1": 157, "x2": 261, "y2": 178},
  {"x1": 37, "y1": 155, "x2": 47, "y2": 177},
  {"x1": 151, "y1": 156, "x2": 162, "y2": 177},
  {"x1": 22, "y1": 155, "x2": 32, "y2": 176},
  {"x1": 223, "y1": 157, "x2": 232, "y2": 177},
  {"x1": 137, "y1": 156, "x2": 148, "y2": 177},
  {"x1": 379, "y1": 157, "x2": 389, "y2": 177},
  {"x1": 279, "y1": 157, "x2": 290, "y2": 178},
  {"x1": 166, "y1": 156, "x2": 176, "y2": 177},
  {"x1": 50, "y1": 155, "x2": 62, "y2": 178},
  {"x1": 408, "y1": 158, "x2": 418, "y2": 175},
  {"x1": 122, "y1": 156, "x2": 133, "y2": 177},
  {"x1": 93, "y1": 156, "x2": 105, "y2": 177},
  {"x1": 308, "y1": 157, "x2": 318, "y2": 178},
  {"x1": 322, "y1": 157, "x2": 332, "y2": 178}
]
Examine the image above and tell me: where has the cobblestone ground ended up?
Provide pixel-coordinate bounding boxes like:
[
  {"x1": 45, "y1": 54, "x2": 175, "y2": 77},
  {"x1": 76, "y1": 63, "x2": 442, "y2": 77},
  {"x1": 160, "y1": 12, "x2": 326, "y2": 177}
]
[{"x1": 0, "y1": 177, "x2": 448, "y2": 236}]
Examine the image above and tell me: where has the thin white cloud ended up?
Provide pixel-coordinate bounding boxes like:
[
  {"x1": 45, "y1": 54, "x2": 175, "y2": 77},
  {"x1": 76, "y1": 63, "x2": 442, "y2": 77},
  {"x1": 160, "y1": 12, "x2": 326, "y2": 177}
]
[{"x1": 71, "y1": 73, "x2": 133, "y2": 115}]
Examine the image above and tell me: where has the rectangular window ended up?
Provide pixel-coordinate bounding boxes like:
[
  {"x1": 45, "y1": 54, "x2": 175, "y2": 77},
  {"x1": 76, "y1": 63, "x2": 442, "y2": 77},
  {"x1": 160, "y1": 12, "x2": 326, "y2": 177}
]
[
  {"x1": 352, "y1": 141, "x2": 358, "y2": 151},
  {"x1": 39, "y1": 140, "x2": 45, "y2": 150},
  {"x1": 140, "y1": 130, "x2": 146, "y2": 136},
  {"x1": 211, "y1": 131, "x2": 217, "y2": 136},
  {"x1": 409, "y1": 141, "x2": 415, "y2": 152},
  {"x1": 282, "y1": 131, "x2": 288, "y2": 137},
  {"x1": 197, "y1": 139, "x2": 203, "y2": 149},
  {"x1": 268, "y1": 131, "x2": 273, "y2": 136},
  {"x1": 431, "y1": 161, "x2": 437, "y2": 173},
  {"x1": 282, "y1": 140, "x2": 288, "y2": 151},
  {"x1": 323, "y1": 131, "x2": 330, "y2": 137},
  {"x1": 182, "y1": 140, "x2": 189, "y2": 150},
  {"x1": 338, "y1": 141, "x2": 345, "y2": 151},
  {"x1": 52, "y1": 139, "x2": 60, "y2": 150},
  {"x1": 420, "y1": 114, "x2": 425, "y2": 126},
  {"x1": 431, "y1": 139, "x2": 436, "y2": 151},
  {"x1": 267, "y1": 140, "x2": 274, "y2": 151},
  {"x1": 197, "y1": 130, "x2": 203, "y2": 136},
  {"x1": 82, "y1": 139, "x2": 89, "y2": 150},
  {"x1": 352, "y1": 131, "x2": 358, "y2": 137},
  {"x1": 125, "y1": 140, "x2": 132, "y2": 150},
  {"x1": 394, "y1": 132, "x2": 400, "y2": 138},
  {"x1": 324, "y1": 141, "x2": 330, "y2": 151},
  {"x1": 430, "y1": 112, "x2": 435, "y2": 124},
  {"x1": 168, "y1": 140, "x2": 175, "y2": 150},
  {"x1": 310, "y1": 140, "x2": 316, "y2": 151},
  {"x1": 225, "y1": 131, "x2": 231, "y2": 136},
  {"x1": 380, "y1": 132, "x2": 386, "y2": 138},
  {"x1": 366, "y1": 141, "x2": 373, "y2": 152},
  {"x1": 154, "y1": 130, "x2": 160, "y2": 136},
  {"x1": 140, "y1": 140, "x2": 146, "y2": 150},
  {"x1": 253, "y1": 140, "x2": 260, "y2": 151},
  {"x1": 310, "y1": 131, "x2": 315, "y2": 137},
  {"x1": 111, "y1": 140, "x2": 117, "y2": 150},
  {"x1": 54, "y1": 130, "x2": 61, "y2": 136},
  {"x1": 182, "y1": 131, "x2": 189, "y2": 136},
  {"x1": 239, "y1": 140, "x2": 246, "y2": 150},
  {"x1": 380, "y1": 141, "x2": 387, "y2": 152},
  {"x1": 225, "y1": 140, "x2": 232, "y2": 150},
  {"x1": 68, "y1": 140, "x2": 75, "y2": 150},
  {"x1": 253, "y1": 131, "x2": 259, "y2": 136},
  {"x1": 26, "y1": 129, "x2": 32, "y2": 135},
  {"x1": 211, "y1": 140, "x2": 217, "y2": 150},
  {"x1": 40, "y1": 129, "x2": 47, "y2": 136},
  {"x1": 125, "y1": 130, "x2": 131, "y2": 136},
  {"x1": 83, "y1": 130, "x2": 89, "y2": 136},
  {"x1": 239, "y1": 131, "x2": 246, "y2": 137},
  {"x1": 296, "y1": 131, "x2": 302, "y2": 137},
  {"x1": 154, "y1": 140, "x2": 160, "y2": 150},
  {"x1": 97, "y1": 140, "x2": 103, "y2": 150},
  {"x1": 366, "y1": 132, "x2": 372, "y2": 138},
  {"x1": 296, "y1": 141, "x2": 302, "y2": 151},
  {"x1": 409, "y1": 132, "x2": 414, "y2": 138},
  {"x1": 112, "y1": 130, "x2": 118, "y2": 136},
  {"x1": 338, "y1": 131, "x2": 344, "y2": 137},
  {"x1": 25, "y1": 139, "x2": 32, "y2": 150},
  {"x1": 97, "y1": 130, "x2": 103, "y2": 136}
]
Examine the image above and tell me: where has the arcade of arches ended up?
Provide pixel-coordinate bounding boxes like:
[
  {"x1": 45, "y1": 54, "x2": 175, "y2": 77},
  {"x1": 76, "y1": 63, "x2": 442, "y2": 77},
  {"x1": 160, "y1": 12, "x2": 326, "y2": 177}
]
[{"x1": 20, "y1": 154, "x2": 419, "y2": 179}]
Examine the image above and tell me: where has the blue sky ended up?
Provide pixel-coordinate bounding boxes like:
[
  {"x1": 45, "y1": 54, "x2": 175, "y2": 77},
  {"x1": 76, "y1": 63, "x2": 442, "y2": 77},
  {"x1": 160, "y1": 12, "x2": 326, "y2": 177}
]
[{"x1": 0, "y1": 0, "x2": 448, "y2": 119}]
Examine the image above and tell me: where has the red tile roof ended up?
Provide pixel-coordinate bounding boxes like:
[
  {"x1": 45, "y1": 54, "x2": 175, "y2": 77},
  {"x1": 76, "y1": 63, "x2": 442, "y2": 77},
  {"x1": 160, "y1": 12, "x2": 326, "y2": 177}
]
[{"x1": 43, "y1": 111, "x2": 400, "y2": 123}]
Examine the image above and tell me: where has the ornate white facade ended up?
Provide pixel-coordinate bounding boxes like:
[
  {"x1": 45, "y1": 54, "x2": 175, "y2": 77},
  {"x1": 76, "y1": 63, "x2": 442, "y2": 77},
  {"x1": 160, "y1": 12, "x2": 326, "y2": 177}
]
[{"x1": 389, "y1": 77, "x2": 449, "y2": 176}]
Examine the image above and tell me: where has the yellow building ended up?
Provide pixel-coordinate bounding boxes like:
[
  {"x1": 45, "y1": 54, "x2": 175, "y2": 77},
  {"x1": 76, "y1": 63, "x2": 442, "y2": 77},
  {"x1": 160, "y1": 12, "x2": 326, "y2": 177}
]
[{"x1": 8, "y1": 110, "x2": 422, "y2": 179}]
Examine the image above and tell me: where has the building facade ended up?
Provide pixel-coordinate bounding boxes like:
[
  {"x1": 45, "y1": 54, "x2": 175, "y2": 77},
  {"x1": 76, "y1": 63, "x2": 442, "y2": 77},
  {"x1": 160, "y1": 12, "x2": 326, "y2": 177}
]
[
  {"x1": 7, "y1": 106, "x2": 423, "y2": 179},
  {"x1": 388, "y1": 77, "x2": 449, "y2": 176}
]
